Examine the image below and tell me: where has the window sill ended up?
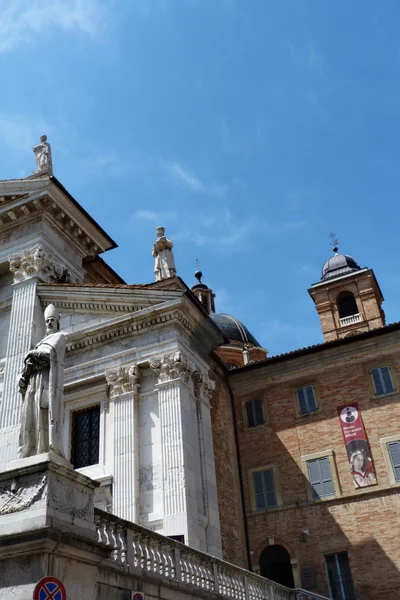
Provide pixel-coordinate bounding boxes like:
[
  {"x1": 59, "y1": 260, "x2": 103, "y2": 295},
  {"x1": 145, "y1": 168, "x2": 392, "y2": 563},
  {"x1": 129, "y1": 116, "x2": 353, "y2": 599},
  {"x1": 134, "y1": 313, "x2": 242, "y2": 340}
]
[
  {"x1": 245, "y1": 423, "x2": 268, "y2": 431},
  {"x1": 296, "y1": 409, "x2": 321, "y2": 419},
  {"x1": 370, "y1": 391, "x2": 397, "y2": 401}
]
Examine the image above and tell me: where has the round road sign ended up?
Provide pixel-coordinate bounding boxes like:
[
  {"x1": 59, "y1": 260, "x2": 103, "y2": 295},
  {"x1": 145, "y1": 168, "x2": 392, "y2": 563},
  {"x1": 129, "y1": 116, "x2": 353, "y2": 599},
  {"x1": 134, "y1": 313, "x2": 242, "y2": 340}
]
[
  {"x1": 33, "y1": 577, "x2": 66, "y2": 600},
  {"x1": 132, "y1": 594, "x2": 145, "y2": 600}
]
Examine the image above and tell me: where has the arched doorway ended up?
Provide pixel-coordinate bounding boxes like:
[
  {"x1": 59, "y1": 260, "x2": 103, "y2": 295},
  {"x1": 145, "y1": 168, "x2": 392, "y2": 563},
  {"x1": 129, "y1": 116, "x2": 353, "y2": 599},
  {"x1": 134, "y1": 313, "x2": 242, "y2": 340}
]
[{"x1": 259, "y1": 544, "x2": 295, "y2": 588}]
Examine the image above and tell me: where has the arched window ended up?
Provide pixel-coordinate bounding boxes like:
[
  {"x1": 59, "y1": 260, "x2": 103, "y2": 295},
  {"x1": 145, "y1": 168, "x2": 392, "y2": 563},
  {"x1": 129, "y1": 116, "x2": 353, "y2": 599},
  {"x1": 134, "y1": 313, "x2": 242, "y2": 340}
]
[
  {"x1": 337, "y1": 291, "x2": 358, "y2": 318},
  {"x1": 259, "y1": 544, "x2": 295, "y2": 588}
]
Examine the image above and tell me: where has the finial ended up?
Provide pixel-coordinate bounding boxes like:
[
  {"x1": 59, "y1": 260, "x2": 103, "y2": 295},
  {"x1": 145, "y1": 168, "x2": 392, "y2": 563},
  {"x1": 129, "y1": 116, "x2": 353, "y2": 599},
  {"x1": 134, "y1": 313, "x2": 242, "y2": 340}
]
[
  {"x1": 194, "y1": 259, "x2": 202, "y2": 283},
  {"x1": 329, "y1": 232, "x2": 339, "y2": 254}
]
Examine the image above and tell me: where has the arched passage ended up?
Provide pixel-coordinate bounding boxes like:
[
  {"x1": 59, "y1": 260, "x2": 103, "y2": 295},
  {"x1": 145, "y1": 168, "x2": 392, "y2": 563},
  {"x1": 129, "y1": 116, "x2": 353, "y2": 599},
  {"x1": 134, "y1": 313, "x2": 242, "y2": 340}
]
[{"x1": 259, "y1": 544, "x2": 295, "y2": 588}]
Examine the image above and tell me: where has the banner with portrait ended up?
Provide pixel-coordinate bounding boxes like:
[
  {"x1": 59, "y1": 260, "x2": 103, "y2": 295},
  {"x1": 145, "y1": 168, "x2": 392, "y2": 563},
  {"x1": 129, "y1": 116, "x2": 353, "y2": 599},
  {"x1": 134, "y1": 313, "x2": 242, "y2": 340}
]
[{"x1": 337, "y1": 403, "x2": 377, "y2": 488}]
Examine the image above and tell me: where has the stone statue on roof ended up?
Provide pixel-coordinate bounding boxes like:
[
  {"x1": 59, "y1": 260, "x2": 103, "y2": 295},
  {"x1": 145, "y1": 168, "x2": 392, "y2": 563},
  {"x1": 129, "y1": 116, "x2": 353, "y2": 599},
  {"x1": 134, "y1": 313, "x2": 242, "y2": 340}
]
[
  {"x1": 18, "y1": 304, "x2": 66, "y2": 459},
  {"x1": 33, "y1": 134, "x2": 53, "y2": 176},
  {"x1": 152, "y1": 226, "x2": 176, "y2": 281}
]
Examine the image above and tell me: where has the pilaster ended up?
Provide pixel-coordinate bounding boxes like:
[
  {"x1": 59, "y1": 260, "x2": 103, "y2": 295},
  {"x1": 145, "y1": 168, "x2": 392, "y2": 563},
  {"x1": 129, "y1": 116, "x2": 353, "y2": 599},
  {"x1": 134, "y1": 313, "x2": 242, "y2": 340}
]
[
  {"x1": 105, "y1": 364, "x2": 140, "y2": 523},
  {"x1": 0, "y1": 277, "x2": 44, "y2": 469}
]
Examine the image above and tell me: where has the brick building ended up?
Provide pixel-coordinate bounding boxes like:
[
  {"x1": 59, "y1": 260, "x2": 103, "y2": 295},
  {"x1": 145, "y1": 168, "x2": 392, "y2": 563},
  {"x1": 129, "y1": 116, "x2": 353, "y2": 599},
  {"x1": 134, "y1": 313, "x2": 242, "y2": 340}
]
[{"x1": 217, "y1": 249, "x2": 400, "y2": 600}]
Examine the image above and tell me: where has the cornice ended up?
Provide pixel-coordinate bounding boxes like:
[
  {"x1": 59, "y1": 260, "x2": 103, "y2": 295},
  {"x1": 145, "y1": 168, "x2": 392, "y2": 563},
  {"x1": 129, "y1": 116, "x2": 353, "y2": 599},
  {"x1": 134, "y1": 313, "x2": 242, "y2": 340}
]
[{"x1": 65, "y1": 299, "x2": 195, "y2": 352}]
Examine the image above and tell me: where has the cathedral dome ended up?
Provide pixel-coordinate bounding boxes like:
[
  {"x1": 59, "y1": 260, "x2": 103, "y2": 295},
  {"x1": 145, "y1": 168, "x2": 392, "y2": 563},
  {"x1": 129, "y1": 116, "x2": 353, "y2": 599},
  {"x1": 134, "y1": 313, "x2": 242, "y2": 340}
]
[
  {"x1": 210, "y1": 313, "x2": 261, "y2": 347},
  {"x1": 321, "y1": 252, "x2": 361, "y2": 281}
]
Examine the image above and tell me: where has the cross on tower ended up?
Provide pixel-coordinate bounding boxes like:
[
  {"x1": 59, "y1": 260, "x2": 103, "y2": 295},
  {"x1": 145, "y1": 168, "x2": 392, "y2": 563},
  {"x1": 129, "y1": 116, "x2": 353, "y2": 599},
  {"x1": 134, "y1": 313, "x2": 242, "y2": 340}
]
[{"x1": 329, "y1": 232, "x2": 339, "y2": 252}]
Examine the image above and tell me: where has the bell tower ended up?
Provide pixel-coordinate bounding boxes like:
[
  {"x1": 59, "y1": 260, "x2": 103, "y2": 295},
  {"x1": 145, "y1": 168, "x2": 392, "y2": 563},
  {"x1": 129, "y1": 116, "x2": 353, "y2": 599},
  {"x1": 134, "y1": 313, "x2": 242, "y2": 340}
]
[{"x1": 308, "y1": 244, "x2": 385, "y2": 342}]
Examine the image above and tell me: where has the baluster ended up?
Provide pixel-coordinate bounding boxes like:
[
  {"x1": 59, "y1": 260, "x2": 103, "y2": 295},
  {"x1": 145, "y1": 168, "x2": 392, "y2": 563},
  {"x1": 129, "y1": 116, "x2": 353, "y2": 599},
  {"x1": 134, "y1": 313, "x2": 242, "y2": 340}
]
[
  {"x1": 111, "y1": 521, "x2": 119, "y2": 561},
  {"x1": 132, "y1": 532, "x2": 143, "y2": 569},
  {"x1": 163, "y1": 544, "x2": 171, "y2": 578},
  {"x1": 173, "y1": 545, "x2": 181, "y2": 582},
  {"x1": 118, "y1": 524, "x2": 127, "y2": 565}
]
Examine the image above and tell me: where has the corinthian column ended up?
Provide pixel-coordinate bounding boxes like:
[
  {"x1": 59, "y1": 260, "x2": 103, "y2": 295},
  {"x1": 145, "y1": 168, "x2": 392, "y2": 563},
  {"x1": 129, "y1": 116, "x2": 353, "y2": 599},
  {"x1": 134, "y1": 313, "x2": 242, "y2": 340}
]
[{"x1": 105, "y1": 364, "x2": 140, "y2": 523}]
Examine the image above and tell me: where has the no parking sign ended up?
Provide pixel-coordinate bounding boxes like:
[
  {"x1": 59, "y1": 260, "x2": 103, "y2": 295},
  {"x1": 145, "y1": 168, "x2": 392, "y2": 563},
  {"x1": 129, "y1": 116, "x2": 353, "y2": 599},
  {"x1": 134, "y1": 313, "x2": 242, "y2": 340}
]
[
  {"x1": 132, "y1": 594, "x2": 145, "y2": 600},
  {"x1": 33, "y1": 577, "x2": 66, "y2": 600}
]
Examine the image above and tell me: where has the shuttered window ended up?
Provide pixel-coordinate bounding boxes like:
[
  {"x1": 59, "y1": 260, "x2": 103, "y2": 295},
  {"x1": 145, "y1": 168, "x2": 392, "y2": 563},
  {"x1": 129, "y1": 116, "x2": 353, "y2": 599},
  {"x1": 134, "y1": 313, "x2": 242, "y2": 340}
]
[
  {"x1": 246, "y1": 399, "x2": 265, "y2": 427},
  {"x1": 388, "y1": 441, "x2": 400, "y2": 483},
  {"x1": 325, "y1": 552, "x2": 356, "y2": 600},
  {"x1": 307, "y1": 457, "x2": 335, "y2": 500},
  {"x1": 296, "y1": 385, "x2": 318, "y2": 415},
  {"x1": 371, "y1": 366, "x2": 394, "y2": 396},
  {"x1": 253, "y1": 469, "x2": 277, "y2": 510}
]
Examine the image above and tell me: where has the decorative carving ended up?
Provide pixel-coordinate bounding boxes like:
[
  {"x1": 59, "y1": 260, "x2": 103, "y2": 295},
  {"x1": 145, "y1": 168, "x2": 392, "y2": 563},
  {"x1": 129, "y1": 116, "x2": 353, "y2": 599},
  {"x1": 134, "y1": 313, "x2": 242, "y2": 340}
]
[
  {"x1": 150, "y1": 352, "x2": 215, "y2": 402},
  {"x1": 105, "y1": 363, "x2": 141, "y2": 399},
  {"x1": 9, "y1": 244, "x2": 70, "y2": 284},
  {"x1": 152, "y1": 226, "x2": 176, "y2": 281},
  {"x1": 33, "y1": 134, "x2": 53, "y2": 175},
  {"x1": 51, "y1": 477, "x2": 93, "y2": 519},
  {"x1": 0, "y1": 475, "x2": 46, "y2": 515}
]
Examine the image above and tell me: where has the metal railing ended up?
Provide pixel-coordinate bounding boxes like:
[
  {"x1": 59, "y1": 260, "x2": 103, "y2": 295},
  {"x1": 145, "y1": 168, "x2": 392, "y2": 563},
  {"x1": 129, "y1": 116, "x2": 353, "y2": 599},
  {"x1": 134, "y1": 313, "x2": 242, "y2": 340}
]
[
  {"x1": 339, "y1": 313, "x2": 361, "y2": 327},
  {"x1": 94, "y1": 509, "x2": 330, "y2": 600}
]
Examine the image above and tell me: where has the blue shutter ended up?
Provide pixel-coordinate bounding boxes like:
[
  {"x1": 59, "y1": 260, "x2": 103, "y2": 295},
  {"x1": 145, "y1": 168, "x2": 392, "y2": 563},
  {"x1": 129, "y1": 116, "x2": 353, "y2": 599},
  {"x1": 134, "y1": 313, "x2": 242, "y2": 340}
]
[
  {"x1": 305, "y1": 386, "x2": 317, "y2": 412},
  {"x1": 297, "y1": 387, "x2": 307, "y2": 414},
  {"x1": 380, "y1": 367, "x2": 394, "y2": 394},
  {"x1": 246, "y1": 401, "x2": 255, "y2": 427},
  {"x1": 253, "y1": 399, "x2": 264, "y2": 426},
  {"x1": 388, "y1": 442, "x2": 400, "y2": 483},
  {"x1": 253, "y1": 471, "x2": 266, "y2": 510},
  {"x1": 371, "y1": 368, "x2": 384, "y2": 396},
  {"x1": 262, "y1": 469, "x2": 277, "y2": 508},
  {"x1": 307, "y1": 459, "x2": 324, "y2": 499},
  {"x1": 319, "y1": 456, "x2": 335, "y2": 497}
]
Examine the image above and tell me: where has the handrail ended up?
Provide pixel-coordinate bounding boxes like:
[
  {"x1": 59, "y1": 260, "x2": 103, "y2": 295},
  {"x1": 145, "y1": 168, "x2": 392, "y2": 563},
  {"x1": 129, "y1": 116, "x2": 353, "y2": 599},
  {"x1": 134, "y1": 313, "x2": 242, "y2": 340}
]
[{"x1": 94, "y1": 509, "x2": 330, "y2": 600}]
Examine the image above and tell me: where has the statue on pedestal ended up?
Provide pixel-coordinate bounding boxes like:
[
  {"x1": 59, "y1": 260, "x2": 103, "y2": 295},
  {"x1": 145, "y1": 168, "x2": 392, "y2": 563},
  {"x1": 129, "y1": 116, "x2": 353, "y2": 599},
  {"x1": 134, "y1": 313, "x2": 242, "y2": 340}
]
[
  {"x1": 33, "y1": 134, "x2": 53, "y2": 175},
  {"x1": 152, "y1": 226, "x2": 176, "y2": 281},
  {"x1": 18, "y1": 304, "x2": 66, "y2": 458}
]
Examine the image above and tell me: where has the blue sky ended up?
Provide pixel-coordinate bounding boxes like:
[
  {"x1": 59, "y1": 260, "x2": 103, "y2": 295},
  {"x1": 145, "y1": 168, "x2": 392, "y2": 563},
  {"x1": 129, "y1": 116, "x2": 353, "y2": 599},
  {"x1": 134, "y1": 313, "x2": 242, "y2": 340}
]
[{"x1": 1, "y1": 0, "x2": 400, "y2": 355}]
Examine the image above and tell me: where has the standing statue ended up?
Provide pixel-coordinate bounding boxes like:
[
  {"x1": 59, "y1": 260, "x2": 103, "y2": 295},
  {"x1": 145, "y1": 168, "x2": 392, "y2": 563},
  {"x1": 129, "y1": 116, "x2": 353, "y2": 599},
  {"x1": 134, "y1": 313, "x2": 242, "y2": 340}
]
[
  {"x1": 18, "y1": 304, "x2": 66, "y2": 459},
  {"x1": 152, "y1": 226, "x2": 176, "y2": 281},
  {"x1": 33, "y1": 134, "x2": 53, "y2": 175}
]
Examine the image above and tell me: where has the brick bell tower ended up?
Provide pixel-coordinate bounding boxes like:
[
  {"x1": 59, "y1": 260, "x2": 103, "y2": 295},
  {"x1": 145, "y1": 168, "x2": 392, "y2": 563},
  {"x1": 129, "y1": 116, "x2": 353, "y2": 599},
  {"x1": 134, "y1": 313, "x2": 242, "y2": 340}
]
[{"x1": 308, "y1": 243, "x2": 385, "y2": 342}]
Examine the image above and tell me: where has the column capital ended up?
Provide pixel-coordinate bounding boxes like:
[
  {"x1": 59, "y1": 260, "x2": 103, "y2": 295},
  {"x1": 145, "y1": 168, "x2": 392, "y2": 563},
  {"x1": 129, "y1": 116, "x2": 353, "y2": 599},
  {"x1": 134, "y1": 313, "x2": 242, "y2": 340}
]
[
  {"x1": 149, "y1": 351, "x2": 196, "y2": 385},
  {"x1": 8, "y1": 243, "x2": 71, "y2": 284},
  {"x1": 105, "y1": 363, "x2": 140, "y2": 400}
]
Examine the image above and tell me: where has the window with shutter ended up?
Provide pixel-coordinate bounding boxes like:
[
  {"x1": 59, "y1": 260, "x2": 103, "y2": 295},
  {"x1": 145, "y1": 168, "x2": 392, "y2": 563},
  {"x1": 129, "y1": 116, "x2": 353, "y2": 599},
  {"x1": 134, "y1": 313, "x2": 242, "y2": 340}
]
[
  {"x1": 307, "y1": 457, "x2": 335, "y2": 500},
  {"x1": 296, "y1": 385, "x2": 318, "y2": 415},
  {"x1": 371, "y1": 366, "x2": 395, "y2": 396},
  {"x1": 245, "y1": 399, "x2": 264, "y2": 427},
  {"x1": 388, "y1": 441, "x2": 400, "y2": 483},
  {"x1": 252, "y1": 468, "x2": 277, "y2": 510},
  {"x1": 325, "y1": 552, "x2": 356, "y2": 600}
]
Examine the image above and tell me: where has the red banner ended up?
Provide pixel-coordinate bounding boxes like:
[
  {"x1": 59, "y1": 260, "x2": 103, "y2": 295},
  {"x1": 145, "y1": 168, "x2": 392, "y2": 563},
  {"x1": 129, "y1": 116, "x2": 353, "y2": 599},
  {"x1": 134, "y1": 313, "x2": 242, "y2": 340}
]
[{"x1": 337, "y1": 403, "x2": 377, "y2": 488}]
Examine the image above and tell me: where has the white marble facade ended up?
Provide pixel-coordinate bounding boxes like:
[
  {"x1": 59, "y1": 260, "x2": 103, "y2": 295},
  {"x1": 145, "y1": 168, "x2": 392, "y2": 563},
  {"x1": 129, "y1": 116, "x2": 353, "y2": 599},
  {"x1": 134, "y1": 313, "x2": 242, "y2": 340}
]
[{"x1": 0, "y1": 175, "x2": 222, "y2": 558}]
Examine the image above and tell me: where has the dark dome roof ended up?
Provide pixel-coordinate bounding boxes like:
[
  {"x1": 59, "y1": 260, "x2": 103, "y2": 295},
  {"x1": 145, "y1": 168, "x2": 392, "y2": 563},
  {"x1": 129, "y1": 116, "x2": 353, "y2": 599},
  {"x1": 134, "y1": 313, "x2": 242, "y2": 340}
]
[
  {"x1": 322, "y1": 253, "x2": 361, "y2": 281},
  {"x1": 210, "y1": 313, "x2": 261, "y2": 347}
]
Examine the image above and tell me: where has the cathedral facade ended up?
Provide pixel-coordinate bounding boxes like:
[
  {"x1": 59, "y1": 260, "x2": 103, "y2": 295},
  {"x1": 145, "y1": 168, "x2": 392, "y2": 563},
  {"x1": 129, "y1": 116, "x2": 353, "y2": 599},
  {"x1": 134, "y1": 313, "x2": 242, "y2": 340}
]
[{"x1": 0, "y1": 140, "x2": 399, "y2": 600}]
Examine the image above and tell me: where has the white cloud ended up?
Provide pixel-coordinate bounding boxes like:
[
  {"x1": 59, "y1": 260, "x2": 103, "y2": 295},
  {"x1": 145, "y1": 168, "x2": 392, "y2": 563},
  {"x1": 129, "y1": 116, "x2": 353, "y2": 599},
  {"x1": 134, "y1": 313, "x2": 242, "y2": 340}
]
[
  {"x1": 0, "y1": 113, "x2": 48, "y2": 154},
  {"x1": 133, "y1": 209, "x2": 176, "y2": 223},
  {"x1": 0, "y1": 0, "x2": 107, "y2": 52},
  {"x1": 163, "y1": 160, "x2": 228, "y2": 198}
]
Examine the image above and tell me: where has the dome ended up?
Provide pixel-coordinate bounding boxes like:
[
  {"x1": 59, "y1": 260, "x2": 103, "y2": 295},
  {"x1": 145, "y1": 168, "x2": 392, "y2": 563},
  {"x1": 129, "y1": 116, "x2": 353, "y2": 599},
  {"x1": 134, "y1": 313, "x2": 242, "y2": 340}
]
[
  {"x1": 210, "y1": 313, "x2": 261, "y2": 347},
  {"x1": 321, "y1": 253, "x2": 361, "y2": 281}
]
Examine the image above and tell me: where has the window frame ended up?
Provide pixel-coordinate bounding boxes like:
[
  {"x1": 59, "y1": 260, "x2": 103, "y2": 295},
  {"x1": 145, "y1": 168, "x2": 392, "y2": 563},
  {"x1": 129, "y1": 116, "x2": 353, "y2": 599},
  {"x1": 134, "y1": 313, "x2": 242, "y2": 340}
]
[
  {"x1": 64, "y1": 384, "x2": 108, "y2": 480},
  {"x1": 249, "y1": 464, "x2": 282, "y2": 512},
  {"x1": 243, "y1": 397, "x2": 266, "y2": 429},
  {"x1": 294, "y1": 383, "x2": 319, "y2": 417},
  {"x1": 380, "y1": 435, "x2": 400, "y2": 487},
  {"x1": 369, "y1": 364, "x2": 396, "y2": 399},
  {"x1": 301, "y1": 449, "x2": 341, "y2": 502},
  {"x1": 324, "y1": 551, "x2": 357, "y2": 600},
  {"x1": 71, "y1": 403, "x2": 101, "y2": 469}
]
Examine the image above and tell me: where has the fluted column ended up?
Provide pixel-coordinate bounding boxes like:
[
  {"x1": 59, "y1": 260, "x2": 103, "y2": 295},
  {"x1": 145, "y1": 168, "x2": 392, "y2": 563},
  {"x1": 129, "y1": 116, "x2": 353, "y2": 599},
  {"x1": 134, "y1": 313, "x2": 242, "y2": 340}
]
[
  {"x1": 106, "y1": 364, "x2": 140, "y2": 523},
  {"x1": 150, "y1": 351, "x2": 221, "y2": 555},
  {"x1": 0, "y1": 278, "x2": 44, "y2": 468}
]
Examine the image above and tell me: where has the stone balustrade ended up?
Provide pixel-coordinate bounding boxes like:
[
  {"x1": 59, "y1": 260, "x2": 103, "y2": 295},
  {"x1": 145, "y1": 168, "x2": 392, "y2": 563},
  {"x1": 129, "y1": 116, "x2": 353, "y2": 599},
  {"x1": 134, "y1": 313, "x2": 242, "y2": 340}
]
[
  {"x1": 94, "y1": 509, "x2": 330, "y2": 600},
  {"x1": 339, "y1": 313, "x2": 362, "y2": 327}
]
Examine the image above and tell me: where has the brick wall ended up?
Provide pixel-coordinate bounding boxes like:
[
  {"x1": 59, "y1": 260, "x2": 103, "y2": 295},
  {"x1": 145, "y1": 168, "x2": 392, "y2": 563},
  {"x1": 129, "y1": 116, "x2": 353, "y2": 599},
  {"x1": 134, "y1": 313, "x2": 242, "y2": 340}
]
[{"x1": 229, "y1": 329, "x2": 400, "y2": 599}]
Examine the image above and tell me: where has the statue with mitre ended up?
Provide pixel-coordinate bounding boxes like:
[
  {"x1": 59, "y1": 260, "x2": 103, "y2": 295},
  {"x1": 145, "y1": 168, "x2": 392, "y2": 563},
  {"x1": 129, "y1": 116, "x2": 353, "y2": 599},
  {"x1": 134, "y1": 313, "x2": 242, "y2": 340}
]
[{"x1": 18, "y1": 304, "x2": 66, "y2": 459}]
